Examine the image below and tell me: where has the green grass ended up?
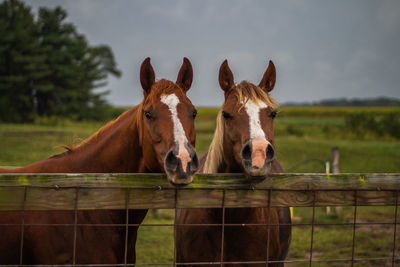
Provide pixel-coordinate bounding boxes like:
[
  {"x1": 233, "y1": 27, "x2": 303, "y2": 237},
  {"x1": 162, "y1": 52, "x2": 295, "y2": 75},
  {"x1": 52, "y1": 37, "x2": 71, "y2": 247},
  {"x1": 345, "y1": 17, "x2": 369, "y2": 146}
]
[
  {"x1": 136, "y1": 210, "x2": 175, "y2": 264},
  {"x1": 275, "y1": 136, "x2": 400, "y2": 173},
  {"x1": 1, "y1": 106, "x2": 400, "y2": 265},
  {"x1": 0, "y1": 122, "x2": 103, "y2": 166},
  {"x1": 288, "y1": 206, "x2": 399, "y2": 266}
]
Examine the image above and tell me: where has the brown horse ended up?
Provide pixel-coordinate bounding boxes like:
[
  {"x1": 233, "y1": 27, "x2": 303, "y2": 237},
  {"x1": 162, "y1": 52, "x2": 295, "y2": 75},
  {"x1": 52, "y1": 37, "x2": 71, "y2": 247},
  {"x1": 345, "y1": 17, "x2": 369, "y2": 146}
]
[
  {"x1": 0, "y1": 57, "x2": 199, "y2": 264},
  {"x1": 176, "y1": 60, "x2": 291, "y2": 266}
]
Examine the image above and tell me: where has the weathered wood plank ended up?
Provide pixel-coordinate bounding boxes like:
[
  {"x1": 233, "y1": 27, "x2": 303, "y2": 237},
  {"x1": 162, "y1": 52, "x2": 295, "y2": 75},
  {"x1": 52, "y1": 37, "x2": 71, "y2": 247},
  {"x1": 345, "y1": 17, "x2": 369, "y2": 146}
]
[
  {"x1": 0, "y1": 187, "x2": 25, "y2": 210},
  {"x1": 0, "y1": 173, "x2": 398, "y2": 210},
  {"x1": 26, "y1": 187, "x2": 76, "y2": 210},
  {"x1": 0, "y1": 173, "x2": 399, "y2": 190}
]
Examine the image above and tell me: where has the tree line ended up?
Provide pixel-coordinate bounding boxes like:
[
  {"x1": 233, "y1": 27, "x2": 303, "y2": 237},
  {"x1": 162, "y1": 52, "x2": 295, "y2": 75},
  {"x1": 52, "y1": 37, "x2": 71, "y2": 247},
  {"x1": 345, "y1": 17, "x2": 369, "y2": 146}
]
[
  {"x1": 283, "y1": 97, "x2": 400, "y2": 107},
  {"x1": 0, "y1": 0, "x2": 121, "y2": 122}
]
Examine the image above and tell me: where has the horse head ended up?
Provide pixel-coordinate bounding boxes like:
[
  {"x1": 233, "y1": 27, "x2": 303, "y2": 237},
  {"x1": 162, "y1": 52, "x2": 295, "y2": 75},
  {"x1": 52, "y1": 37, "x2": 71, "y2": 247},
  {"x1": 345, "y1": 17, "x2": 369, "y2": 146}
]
[
  {"x1": 218, "y1": 59, "x2": 278, "y2": 181},
  {"x1": 138, "y1": 57, "x2": 199, "y2": 185}
]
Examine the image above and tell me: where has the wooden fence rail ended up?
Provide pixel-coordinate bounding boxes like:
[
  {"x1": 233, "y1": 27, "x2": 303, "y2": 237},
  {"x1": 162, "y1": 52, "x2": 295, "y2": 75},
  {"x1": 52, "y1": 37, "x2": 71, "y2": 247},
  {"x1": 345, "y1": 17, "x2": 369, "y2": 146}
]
[{"x1": 0, "y1": 173, "x2": 399, "y2": 211}]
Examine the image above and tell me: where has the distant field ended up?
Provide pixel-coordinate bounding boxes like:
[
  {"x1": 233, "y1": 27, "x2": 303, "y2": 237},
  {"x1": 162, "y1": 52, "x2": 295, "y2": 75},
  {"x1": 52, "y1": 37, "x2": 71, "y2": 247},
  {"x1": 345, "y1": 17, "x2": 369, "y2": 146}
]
[
  {"x1": 278, "y1": 106, "x2": 400, "y2": 117},
  {"x1": 0, "y1": 122, "x2": 104, "y2": 167},
  {"x1": 0, "y1": 106, "x2": 399, "y2": 265},
  {"x1": 198, "y1": 106, "x2": 400, "y2": 117},
  {"x1": 2, "y1": 107, "x2": 400, "y2": 171}
]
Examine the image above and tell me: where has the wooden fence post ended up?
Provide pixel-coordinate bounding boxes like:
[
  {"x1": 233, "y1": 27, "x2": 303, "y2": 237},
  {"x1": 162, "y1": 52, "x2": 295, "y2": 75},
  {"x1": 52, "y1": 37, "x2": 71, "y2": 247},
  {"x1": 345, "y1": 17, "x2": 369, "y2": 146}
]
[
  {"x1": 331, "y1": 147, "x2": 340, "y2": 174},
  {"x1": 330, "y1": 147, "x2": 342, "y2": 215}
]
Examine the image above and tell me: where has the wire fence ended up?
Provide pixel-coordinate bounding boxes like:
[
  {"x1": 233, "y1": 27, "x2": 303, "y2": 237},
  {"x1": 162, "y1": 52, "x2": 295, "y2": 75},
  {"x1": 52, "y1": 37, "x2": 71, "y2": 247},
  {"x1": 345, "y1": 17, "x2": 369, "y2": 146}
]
[{"x1": 0, "y1": 173, "x2": 399, "y2": 266}]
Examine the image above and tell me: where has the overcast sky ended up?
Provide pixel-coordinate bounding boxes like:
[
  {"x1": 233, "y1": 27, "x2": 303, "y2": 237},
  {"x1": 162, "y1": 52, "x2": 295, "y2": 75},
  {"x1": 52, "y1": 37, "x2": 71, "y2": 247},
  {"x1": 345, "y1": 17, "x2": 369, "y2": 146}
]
[{"x1": 23, "y1": 0, "x2": 400, "y2": 106}]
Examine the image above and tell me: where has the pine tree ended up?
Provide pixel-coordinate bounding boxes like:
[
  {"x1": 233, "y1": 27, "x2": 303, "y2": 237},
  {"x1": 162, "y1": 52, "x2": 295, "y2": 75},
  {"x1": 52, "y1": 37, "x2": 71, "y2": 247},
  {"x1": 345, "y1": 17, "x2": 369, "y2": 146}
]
[
  {"x1": 0, "y1": 0, "x2": 121, "y2": 122},
  {"x1": 36, "y1": 6, "x2": 121, "y2": 120},
  {"x1": 0, "y1": 0, "x2": 49, "y2": 122}
]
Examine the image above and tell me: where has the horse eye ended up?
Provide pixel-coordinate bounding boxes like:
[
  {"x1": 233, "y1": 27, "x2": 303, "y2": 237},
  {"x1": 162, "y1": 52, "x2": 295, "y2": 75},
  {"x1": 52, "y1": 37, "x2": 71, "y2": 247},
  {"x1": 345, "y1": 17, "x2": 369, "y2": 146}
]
[
  {"x1": 270, "y1": 111, "x2": 277, "y2": 119},
  {"x1": 192, "y1": 109, "x2": 197, "y2": 119},
  {"x1": 222, "y1": 111, "x2": 232, "y2": 120},
  {"x1": 144, "y1": 110, "x2": 152, "y2": 121}
]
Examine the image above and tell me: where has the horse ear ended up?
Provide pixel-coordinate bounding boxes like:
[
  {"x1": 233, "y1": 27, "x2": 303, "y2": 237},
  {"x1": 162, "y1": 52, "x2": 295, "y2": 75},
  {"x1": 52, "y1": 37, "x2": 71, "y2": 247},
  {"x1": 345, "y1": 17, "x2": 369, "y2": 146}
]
[
  {"x1": 219, "y1": 59, "x2": 234, "y2": 92},
  {"x1": 259, "y1": 60, "x2": 276, "y2": 92},
  {"x1": 176, "y1": 57, "x2": 193, "y2": 93},
  {"x1": 140, "y1": 57, "x2": 155, "y2": 96}
]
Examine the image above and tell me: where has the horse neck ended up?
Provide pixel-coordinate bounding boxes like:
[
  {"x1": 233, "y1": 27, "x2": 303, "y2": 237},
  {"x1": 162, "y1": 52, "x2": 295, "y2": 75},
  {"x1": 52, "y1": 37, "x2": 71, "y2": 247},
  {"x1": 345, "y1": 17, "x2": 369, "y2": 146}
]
[
  {"x1": 1, "y1": 107, "x2": 144, "y2": 173},
  {"x1": 72, "y1": 108, "x2": 143, "y2": 172}
]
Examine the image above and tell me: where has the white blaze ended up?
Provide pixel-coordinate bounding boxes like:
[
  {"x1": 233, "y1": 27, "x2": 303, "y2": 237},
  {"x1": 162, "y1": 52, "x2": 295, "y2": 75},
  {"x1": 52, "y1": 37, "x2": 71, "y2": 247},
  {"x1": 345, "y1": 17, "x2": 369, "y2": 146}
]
[
  {"x1": 160, "y1": 94, "x2": 188, "y2": 143},
  {"x1": 244, "y1": 99, "x2": 268, "y2": 140},
  {"x1": 160, "y1": 93, "x2": 191, "y2": 172},
  {"x1": 244, "y1": 99, "x2": 271, "y2": 169}
]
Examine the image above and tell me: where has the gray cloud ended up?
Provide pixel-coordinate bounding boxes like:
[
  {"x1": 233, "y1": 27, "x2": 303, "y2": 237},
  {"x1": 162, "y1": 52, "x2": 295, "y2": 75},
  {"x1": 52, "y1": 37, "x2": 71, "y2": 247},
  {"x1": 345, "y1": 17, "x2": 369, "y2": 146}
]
[{"x1": 23, "y1": 0, "x2": 400, "y2": 106}]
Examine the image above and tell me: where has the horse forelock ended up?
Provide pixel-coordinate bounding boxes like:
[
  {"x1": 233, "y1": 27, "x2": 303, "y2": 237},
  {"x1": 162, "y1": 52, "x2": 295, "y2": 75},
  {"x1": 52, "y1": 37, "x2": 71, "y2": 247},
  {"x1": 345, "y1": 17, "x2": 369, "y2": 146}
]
[
  {"x1": 203, "y1": 111, "x2": 224, "y2": 174},
  {"x1": 146, "y1": 79, "x2": 186, "y2": 106},
  {"x1": 232, "y1": 81, "x2": 279, "y2": 110}
]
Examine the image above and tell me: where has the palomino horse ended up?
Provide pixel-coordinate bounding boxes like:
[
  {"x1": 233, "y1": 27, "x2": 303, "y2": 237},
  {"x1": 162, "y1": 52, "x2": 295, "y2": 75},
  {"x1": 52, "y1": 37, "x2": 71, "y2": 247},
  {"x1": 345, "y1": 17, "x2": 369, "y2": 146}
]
[
  {"x1": 0, "y1": 57, "x2": 199, "y2": 264},
  {"x1": 176, "y1": 60, "x2": 291, "y2": 266}
]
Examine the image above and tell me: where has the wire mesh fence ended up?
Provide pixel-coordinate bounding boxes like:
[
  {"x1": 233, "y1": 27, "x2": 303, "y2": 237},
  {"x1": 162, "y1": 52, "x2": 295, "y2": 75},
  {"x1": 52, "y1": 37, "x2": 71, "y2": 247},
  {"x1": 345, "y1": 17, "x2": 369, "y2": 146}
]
[{"x1": 0, "y1": 173, "x2": 399, "y2": 266}]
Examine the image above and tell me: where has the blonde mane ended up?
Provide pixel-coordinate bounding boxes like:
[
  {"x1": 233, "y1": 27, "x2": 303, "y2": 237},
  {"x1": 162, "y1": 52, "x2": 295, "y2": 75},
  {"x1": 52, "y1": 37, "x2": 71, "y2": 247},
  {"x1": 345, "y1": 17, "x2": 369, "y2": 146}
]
[
  {"x1": 234, "y1": 81, "x2": 279, "y2": 110},
  {"x1": 202, "y1": 81, "x2": 279, "y2": 173},
  {"x1": 203, "y1": 111, "x2": 224, "y2": 173}
]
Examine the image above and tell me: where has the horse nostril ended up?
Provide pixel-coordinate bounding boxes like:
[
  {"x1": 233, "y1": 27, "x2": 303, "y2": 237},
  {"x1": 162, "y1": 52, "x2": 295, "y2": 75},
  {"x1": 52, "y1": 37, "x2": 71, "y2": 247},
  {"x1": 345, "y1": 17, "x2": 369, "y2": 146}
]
[
  {"x1": 241, "y1": 142, "x2": 252, "y2": 161},
  {"x1": 266, "y1": 144, "x2": 275, "y2": 162},
  {"x1": 190, "y1": 153, "x2": 199, "y2": 173},
  {"x1": 165, "y1": 150, "x2": 178, "y2": 172}
]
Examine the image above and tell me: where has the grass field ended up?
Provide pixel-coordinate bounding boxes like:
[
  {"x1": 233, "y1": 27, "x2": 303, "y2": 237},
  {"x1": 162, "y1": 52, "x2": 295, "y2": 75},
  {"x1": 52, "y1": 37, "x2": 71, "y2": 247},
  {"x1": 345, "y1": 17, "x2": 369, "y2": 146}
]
[{"x1": 0, "y1": 106, "x2": 400, "y2": 265}]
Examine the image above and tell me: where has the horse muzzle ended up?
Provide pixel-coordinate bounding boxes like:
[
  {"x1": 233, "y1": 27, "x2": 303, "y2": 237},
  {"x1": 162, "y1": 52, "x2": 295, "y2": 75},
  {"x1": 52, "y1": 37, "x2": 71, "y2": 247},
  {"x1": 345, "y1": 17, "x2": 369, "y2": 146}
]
[
  {"x1": 241, "y1": 139, "x2": 275, "y2": 181},
  {"x1": 164, "y1": 144, "x2": 199, "y2": 185}
]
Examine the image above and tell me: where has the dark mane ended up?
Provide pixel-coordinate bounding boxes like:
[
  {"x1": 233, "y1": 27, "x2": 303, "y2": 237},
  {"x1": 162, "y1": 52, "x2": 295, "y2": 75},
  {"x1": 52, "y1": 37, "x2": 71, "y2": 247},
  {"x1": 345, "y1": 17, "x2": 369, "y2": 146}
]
[
  {"x1": 58, "y1": 79, "x2": 183, "y2": 157},
  {"x1": 55, "y1": 106, "x2": 139, "y2": 158}
]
